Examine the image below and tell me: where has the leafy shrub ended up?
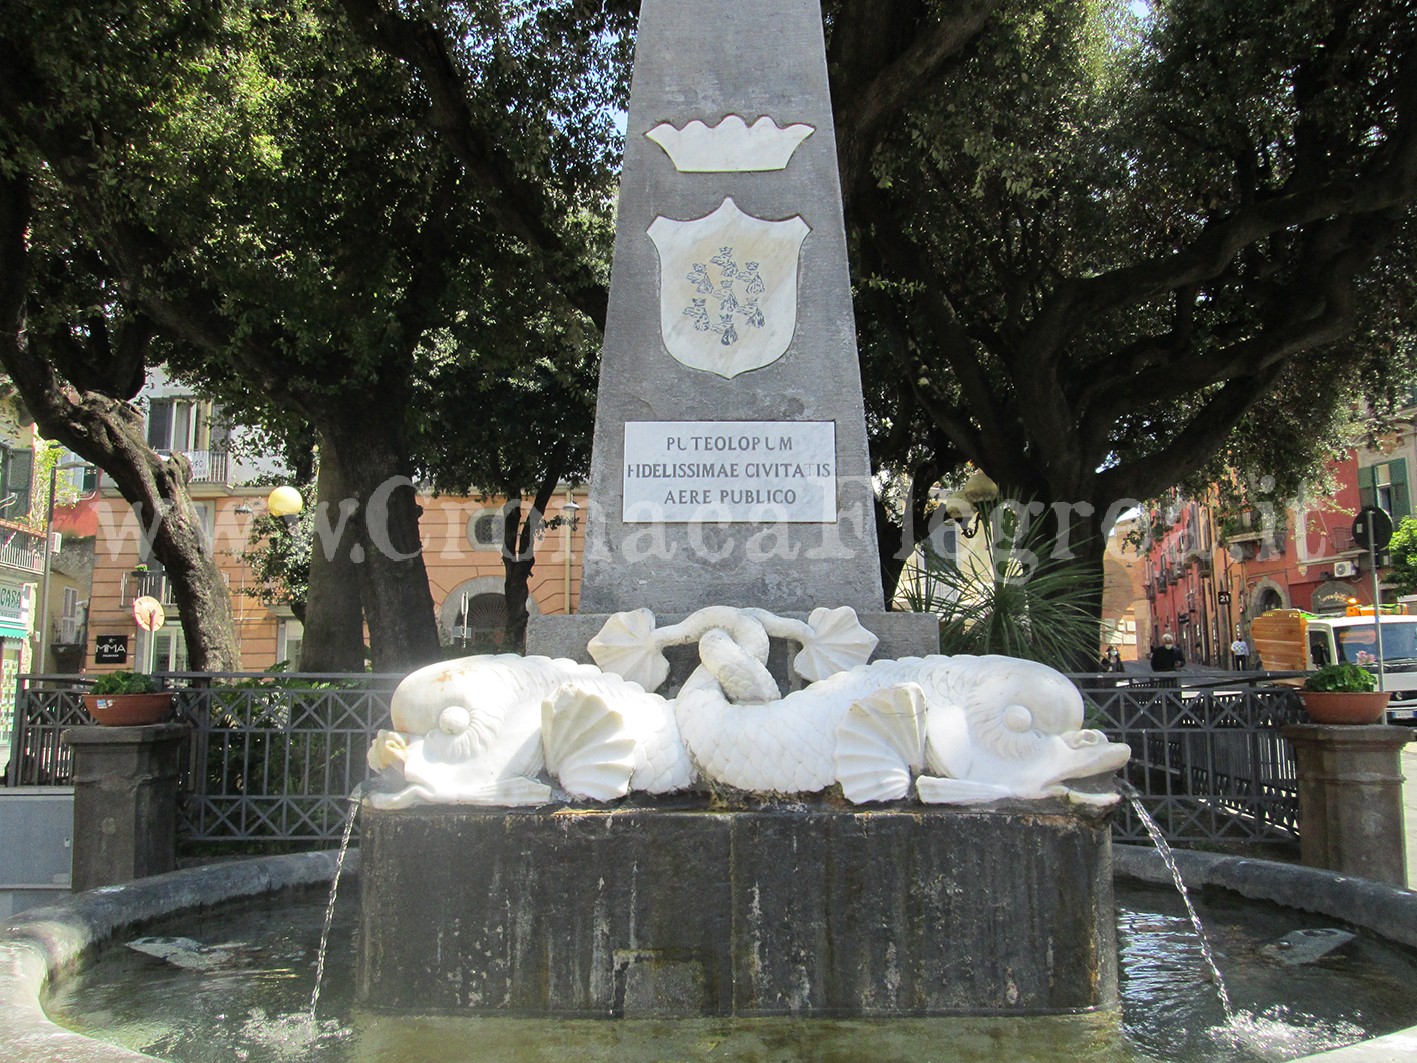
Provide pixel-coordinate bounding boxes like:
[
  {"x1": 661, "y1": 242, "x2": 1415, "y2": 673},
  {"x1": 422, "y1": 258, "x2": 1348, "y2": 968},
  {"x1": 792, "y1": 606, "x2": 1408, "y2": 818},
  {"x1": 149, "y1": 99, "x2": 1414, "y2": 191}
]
[
  {"x1": 89, "y1": 670, "x2": 161, "y2": 696},
  {"x1": 1304, "y1": 663, "x2": 1377, "y2": 693},
  {"x1": 897, "y1": 495, "x2": 1102, "y2": 670}
]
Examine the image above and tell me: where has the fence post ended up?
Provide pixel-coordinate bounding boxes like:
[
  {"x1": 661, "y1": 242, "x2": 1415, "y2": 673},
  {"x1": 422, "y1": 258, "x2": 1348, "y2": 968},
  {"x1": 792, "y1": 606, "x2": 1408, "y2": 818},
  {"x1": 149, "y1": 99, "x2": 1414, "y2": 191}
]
[
  {"x1": 1282, "y1": 723, "x2": 1414, "y2": 887},
  {"x1": 62, "y1": 723, "x2": 189, "y2": 890}
]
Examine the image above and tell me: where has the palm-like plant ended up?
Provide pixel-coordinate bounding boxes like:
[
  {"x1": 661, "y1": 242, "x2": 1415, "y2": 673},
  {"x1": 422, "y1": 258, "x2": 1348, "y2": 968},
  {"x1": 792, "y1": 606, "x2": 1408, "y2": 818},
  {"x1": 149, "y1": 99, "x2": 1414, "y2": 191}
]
[{"x1": 897, "y1": 497, "x2": 1102, "y2": 670}]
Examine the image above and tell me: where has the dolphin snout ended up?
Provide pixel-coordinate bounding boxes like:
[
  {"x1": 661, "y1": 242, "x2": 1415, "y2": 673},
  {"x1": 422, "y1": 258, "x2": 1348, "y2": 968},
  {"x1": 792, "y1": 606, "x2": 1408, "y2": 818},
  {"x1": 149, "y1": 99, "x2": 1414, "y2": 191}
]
[{"x1": 1064, "y1": 729, "x2": 1109, "y2": 749}]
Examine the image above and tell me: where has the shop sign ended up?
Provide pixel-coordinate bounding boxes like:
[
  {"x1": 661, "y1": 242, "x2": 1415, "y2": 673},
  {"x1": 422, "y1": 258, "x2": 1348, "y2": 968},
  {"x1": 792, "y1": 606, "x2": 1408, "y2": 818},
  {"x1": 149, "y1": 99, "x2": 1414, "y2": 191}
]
[
  {"x1": 1311, "y1": 581, "x2": 1356, "y2": 614},
  {"x1": 0, "y1": 583, "x2": 29, "y2": 626},
  {"x1": 95, "y1": 635, "x2": 129, "y2": 664}
]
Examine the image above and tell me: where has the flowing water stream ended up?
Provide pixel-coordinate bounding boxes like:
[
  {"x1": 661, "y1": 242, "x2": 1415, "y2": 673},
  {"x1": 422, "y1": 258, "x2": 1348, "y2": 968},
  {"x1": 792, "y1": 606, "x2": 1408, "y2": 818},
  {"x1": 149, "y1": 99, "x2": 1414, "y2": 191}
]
[
  {"x1": 309, "y1": 786, "x2": 361, "y2": 1019},
  {"x1": 1118, "y1": 779, "x2": 1235, "y2": 1021}
]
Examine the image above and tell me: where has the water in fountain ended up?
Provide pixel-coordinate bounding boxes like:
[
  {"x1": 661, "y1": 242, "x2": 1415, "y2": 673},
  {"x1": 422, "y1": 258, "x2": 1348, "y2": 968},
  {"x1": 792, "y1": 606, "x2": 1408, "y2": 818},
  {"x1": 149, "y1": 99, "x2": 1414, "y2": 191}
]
[
  {"x1": 48, "y1": 879, "x2": 1413, "y2": 1063},
  {"x1": 1118, "y1": 779, "x2": 1234, "y2": 1022}
]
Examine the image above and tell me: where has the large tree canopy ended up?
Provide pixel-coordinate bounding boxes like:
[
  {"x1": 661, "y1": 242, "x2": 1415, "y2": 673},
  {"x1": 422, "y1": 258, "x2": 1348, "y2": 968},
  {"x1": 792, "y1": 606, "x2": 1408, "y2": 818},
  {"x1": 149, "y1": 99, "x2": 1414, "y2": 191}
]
[
  {"x1": 827, "y1": 0, "x2": 1417, "y2": 589},
  {"x1": 1, "y1": 0, "x2": 629, "y2": 668},
  {"x1": 7, "y1": 0, "x2": 1415, "y2": 672}
]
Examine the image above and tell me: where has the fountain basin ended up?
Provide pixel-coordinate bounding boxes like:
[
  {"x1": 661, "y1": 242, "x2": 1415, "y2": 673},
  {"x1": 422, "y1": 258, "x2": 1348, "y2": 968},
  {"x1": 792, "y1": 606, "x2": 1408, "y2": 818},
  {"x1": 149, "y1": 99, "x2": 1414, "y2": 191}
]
[{"x1": 4, "y1": 848, "x2": 1417, "y2": 1062}]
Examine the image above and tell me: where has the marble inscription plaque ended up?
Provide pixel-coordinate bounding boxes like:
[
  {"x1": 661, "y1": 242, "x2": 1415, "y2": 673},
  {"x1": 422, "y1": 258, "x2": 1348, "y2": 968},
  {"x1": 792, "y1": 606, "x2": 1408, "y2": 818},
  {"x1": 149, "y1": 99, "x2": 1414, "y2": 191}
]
[
  {"x1": 623, "y1": 420, "x2": 836, "y2": 523},
  {"x1": 648, "y1": 198, "x2": 809, "y2": 379}
]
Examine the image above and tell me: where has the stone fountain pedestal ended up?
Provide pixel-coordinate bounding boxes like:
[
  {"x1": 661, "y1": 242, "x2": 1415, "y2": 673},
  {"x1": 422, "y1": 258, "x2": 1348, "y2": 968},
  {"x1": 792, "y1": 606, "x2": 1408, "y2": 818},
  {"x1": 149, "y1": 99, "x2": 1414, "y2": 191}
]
[{"x1": 357, "y1": 799, "x2": 1119, "y2": 1017}]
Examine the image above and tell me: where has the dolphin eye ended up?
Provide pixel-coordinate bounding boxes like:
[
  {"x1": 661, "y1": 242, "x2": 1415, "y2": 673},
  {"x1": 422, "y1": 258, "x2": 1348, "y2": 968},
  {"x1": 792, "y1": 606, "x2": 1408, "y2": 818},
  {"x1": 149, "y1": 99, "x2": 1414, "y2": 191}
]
[
  {"x1": 1003, "y1": 704, "x2": 1033, "y2": 733},
  {"x1": 438, "y1": 705, "x2": 472, "y2": 734}
]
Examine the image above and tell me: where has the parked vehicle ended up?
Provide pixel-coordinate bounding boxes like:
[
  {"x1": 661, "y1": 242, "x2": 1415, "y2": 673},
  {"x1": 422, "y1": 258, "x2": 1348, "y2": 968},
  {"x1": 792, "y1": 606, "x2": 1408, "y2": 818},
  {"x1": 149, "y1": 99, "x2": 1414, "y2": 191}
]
[{"x1": 1251, "y1": 606, "x2": 1417, "y2": 720}]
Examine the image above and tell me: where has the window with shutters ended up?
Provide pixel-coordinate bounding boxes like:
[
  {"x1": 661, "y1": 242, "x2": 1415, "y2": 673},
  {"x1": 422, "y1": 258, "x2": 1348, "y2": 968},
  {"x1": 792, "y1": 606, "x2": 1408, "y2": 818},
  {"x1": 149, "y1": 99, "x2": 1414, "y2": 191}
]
[
  {"x1": 1358, "y1": 459, "x2": 1411, "y2": 523},
  {"x1": 0, "y1": 445, "x2": 34, "y2": 519},
  {"x1": 146, "y1": 397, "x2": 213, "y2": 453}
]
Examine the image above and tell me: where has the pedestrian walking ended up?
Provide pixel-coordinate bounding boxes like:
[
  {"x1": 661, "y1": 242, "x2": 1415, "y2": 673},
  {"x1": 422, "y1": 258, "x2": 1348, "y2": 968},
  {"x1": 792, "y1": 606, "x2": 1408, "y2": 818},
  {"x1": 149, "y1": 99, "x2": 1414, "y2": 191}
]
[
  {"x1": 1231, "y1": 636, "x2": 1250, "y2": 670},
  {"x1": 1150, "y1": 634, "x2": 1185, "y2": 673}
]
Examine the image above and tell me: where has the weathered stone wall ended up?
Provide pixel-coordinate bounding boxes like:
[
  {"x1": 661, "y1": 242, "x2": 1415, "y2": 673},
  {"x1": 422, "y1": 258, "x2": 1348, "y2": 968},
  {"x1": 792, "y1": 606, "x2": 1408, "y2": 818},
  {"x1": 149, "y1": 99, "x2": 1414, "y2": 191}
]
[{"x1": 358, "y1": 801, "x2": 1119, "y2": 1017}]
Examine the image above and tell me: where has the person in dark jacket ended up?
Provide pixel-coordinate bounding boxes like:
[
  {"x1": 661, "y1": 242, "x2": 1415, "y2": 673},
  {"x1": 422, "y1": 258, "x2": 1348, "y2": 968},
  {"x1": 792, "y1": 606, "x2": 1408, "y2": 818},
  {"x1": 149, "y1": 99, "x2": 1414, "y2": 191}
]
[{"x1": 1149, "y1": 633, "x2": 1185, "y2": 672}]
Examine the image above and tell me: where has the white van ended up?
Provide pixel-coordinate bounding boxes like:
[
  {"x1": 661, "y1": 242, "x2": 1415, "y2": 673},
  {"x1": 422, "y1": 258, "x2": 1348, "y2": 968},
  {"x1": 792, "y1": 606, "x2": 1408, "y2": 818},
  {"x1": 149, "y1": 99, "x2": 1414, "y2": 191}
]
[{"x1": 1252, "y1": 608, "x2": 1417, "y2": 720}]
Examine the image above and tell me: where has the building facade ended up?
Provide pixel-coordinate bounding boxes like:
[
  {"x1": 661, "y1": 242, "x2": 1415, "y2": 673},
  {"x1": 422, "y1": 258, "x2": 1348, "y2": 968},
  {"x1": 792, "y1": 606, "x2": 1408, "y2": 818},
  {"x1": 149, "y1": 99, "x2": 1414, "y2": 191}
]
[
  {"x1": 61, "y1": 373, "x2": 585, "y2": 674},
  {"x1": 1143, "y1": 416, "x2": 1414, "y2": 667}
]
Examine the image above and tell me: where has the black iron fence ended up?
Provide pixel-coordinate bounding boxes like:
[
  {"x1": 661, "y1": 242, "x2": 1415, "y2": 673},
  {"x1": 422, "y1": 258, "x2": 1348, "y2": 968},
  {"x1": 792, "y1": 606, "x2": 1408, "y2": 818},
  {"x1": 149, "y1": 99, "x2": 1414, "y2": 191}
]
[
  {"x1": 6, "y1": 670, "x2": 1307, "y2": 850},
  {"x1": 1080, "y1": 674, "x2": 1306, "y2": 849},
  {"x1": 4, "y1": 673, "x2": 398, "y2": 848}
]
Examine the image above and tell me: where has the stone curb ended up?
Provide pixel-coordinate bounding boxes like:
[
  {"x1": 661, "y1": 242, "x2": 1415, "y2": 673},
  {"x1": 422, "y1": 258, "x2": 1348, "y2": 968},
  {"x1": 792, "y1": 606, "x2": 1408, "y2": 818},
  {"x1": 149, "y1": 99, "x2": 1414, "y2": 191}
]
[
  {"x1": 1114, "y1": 844, "x2": 1417, "y2": 1061},
  {"x1": 0, "y1": 850, "x2": 355, "y2": 1063}
]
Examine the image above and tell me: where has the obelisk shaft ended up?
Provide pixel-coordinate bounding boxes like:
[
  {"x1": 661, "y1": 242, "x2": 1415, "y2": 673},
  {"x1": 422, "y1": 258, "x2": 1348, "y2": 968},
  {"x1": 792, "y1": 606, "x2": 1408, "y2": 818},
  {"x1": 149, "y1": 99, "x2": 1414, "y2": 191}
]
[{"x1": 576, "y1": 0, "x2": 885, "y2": 616}]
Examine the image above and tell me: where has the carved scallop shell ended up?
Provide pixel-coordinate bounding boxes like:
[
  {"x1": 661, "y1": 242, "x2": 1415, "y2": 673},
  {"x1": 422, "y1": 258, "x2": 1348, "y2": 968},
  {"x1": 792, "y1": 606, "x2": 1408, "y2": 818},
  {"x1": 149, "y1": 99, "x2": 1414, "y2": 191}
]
[
  {"x1": 794, "y1": 606, "x2": 879, "y2": 683},
  {"x1": 589, "y1": 609, "x2": 669, "y2": 691},
  {"x1": 834, "y1": 683, "x2": 927, "y2": 804},
  {"x1": 541, "y1": 685, "x2": 637, "y2": 801}
]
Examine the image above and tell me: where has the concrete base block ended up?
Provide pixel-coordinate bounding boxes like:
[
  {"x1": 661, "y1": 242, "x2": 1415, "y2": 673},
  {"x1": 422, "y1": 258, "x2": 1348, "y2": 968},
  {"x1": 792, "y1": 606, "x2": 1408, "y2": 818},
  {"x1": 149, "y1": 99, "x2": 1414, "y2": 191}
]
[
  {"x1": 62, "y1": 724, "x2": 187, "y2": 891},
  {"x1": 1283, "y1": 723, "x2": 1414, "y2": 887},
  {"x1": 358, "y1": 800, "x2": 1118, "y2": 1017}
]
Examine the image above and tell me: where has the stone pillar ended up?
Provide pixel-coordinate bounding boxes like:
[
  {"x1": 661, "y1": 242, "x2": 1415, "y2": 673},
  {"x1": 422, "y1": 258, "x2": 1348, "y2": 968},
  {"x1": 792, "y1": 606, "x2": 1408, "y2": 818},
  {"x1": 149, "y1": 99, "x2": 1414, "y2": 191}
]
[
  {"x1": 1282, "y1": 723, "x2": 1413, "y2": 886},
  {"x1": 62, "y1": 724, "x2": 187, "y2": 891}
]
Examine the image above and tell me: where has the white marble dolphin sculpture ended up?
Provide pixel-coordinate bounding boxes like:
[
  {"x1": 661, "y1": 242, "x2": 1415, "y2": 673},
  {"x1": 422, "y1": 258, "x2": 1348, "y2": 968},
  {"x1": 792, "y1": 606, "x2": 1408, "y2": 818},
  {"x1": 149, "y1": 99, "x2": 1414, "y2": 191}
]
[
  {"x1": 365, "y1": 654, "x2": 693, "y2": 808},
  {"x1": 365, "y1": 607, "x2": 1130, "y2": 809}
]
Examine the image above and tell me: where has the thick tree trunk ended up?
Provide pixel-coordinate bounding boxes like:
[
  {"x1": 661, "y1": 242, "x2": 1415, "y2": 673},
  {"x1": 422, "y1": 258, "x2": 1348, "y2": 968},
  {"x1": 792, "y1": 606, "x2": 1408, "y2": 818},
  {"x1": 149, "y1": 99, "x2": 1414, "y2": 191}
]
[
  {"x1": 499, "y1": 453, "x2": 565, "y2": 650},
  {"x1": 0, "y1": 171, "x2": 240, "y2": 671},
  {"x1": 121, "y1": 448, "x2": 242, "y2": 671},
  {"x1": 323, "y1": 411, "x2": 441, "y2": 671},
  {"x1": 298, "y1": 437, "x2": 367, "y2": 672}
]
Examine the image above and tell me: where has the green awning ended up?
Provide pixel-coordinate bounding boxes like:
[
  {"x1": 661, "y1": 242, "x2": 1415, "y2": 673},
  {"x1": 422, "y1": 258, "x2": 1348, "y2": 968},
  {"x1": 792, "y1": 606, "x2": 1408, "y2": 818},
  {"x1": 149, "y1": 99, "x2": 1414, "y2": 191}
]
[{"x1": 0, "y1": 623, "x2": 30, "y2": 641}]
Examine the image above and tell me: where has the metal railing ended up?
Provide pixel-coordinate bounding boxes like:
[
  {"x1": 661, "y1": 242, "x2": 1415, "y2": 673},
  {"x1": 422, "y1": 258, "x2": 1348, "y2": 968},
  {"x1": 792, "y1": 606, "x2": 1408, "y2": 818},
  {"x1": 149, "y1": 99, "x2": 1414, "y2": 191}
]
[
  {"x1": 1081, "y1": 673, "x2": 1306, "y2": 848},
  {"x1": 165, "y1": 449, "x2": 230, "y2": 485},
  {"x1": 170, "y1": 673, "x2": 396, "y2": 844},
  {"x1": 7, "y1": 670, "x2": 1307, "y2": 850},
  {"x1": 0, "y1": 526, "x2": 44, "y2": 574},
  {"x1": 3, "y1": 676, "x2": 93, "y2": 786},
  {"x1": 123, "y1": 571, "x2": 177, "y2": 606},
  {"x1": 51, "y1": 616, "x2": 83, "y2": 645}
]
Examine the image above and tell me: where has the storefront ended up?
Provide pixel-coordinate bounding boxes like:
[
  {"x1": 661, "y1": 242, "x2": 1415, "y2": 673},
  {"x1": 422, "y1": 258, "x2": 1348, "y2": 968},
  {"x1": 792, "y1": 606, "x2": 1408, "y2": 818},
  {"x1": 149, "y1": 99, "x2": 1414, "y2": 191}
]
[{"x1": 0, "y1": 579, "x2": 34, "y2": 775}]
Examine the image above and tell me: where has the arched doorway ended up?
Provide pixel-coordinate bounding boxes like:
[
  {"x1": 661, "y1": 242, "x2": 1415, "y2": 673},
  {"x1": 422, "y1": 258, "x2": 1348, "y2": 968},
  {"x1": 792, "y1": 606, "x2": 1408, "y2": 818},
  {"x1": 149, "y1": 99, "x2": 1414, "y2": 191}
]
[{"x1": 439, "y1": 577, "x2": 540, "y2": 652}]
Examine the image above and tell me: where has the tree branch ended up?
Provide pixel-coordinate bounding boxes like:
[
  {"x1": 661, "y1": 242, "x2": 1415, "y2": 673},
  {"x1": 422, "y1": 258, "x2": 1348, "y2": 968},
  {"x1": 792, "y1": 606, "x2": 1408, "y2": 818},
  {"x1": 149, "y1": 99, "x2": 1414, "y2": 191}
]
[{"x1": 335, "y1": 0, "x2": 610, "y2": 331}]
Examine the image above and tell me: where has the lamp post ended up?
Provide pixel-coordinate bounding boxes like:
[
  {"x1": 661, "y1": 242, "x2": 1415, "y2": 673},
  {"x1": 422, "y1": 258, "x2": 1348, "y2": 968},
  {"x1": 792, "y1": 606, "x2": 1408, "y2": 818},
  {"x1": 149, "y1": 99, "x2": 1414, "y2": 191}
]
[
  {"x1": 562, "y1": 495, "x2": 580, "y2": 613},
  {"x1": 942, "y1": 470, "x2": 1000, "y2": 540},
  {"x1": 36, "y1": 460, "x2": 92, "y2": 676}
]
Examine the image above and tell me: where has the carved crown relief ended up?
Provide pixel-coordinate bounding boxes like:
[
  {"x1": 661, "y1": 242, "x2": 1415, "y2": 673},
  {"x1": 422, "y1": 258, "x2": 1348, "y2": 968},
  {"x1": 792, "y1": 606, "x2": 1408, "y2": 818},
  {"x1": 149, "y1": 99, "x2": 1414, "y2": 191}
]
[{"x1": 646, "y1": 115, "x2": 815, "y2": 172}]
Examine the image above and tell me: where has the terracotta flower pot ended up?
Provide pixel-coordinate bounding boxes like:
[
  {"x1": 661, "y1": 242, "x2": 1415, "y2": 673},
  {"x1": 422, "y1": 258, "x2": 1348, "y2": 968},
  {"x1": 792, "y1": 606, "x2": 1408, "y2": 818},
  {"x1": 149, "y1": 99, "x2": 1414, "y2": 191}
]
[
  {"x1": 81, "y1": 692, "x2": 175, "y2": 727},
  {"x1": 1298, "y1": 690, "x2": 1391, "y2": 725}
]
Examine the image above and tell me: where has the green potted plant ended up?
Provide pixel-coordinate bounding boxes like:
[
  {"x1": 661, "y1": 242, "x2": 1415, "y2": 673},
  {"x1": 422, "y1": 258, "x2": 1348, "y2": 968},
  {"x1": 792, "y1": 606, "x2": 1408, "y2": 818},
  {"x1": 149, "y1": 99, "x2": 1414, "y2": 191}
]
[
  {"x1": 82, "y1": 671, "x2": 175, "y2": 726},
  {"x1": 1299, "y1": 663, "x2": 1391, "y2": 725}
]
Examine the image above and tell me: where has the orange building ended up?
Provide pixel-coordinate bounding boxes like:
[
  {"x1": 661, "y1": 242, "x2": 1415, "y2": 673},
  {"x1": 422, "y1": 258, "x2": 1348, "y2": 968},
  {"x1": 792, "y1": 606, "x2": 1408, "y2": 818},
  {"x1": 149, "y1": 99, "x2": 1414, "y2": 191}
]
[
  {"x1": 77, "y1": 486, "x2": 585, "y2": 674},
  {"x1": 58, "y1": 370, "x2": 586, "y2": 674}
]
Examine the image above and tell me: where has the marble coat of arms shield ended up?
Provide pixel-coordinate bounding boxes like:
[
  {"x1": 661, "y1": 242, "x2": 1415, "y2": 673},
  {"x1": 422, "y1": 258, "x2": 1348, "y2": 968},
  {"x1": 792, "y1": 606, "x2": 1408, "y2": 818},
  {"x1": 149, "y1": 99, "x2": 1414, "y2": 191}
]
[{"x1": 647, "y1": 197, "x2": 810, "y2": 379}]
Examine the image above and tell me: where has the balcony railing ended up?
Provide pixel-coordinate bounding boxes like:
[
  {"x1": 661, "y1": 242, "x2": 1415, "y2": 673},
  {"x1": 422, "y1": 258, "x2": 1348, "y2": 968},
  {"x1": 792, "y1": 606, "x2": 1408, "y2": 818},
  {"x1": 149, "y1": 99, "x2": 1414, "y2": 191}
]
[
  {"x1": 0, "y1": 526, "x2": 45, "y2": 574},
  {"x1": 124, "y1": 571, "x2": 178, "y2": 607},
  {"x1": 163, "y1": 449, "x2": 230, "y2": 485},
  {"x1": 51, "y1": 615, "x2": 83, "y2": 645}
]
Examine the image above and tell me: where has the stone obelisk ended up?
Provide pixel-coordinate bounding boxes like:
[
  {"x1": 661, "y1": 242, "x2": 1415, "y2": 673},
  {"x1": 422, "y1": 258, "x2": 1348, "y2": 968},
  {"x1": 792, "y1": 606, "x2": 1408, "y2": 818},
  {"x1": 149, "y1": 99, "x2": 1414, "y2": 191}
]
[
  {"x1": 363, "y1": 3, "x2": 1119, "y2": 1018},
  {"x1": 532, "y1": 0, "x2": 936, "y2": 663}
]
